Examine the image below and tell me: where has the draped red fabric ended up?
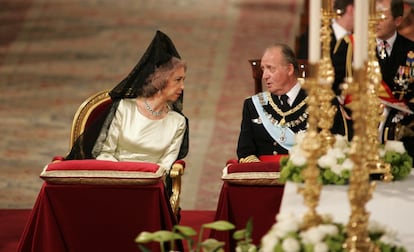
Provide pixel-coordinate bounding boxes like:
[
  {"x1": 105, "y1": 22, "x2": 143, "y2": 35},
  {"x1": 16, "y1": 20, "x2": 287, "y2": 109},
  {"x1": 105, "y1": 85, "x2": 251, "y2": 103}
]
[
  {"x1": 210, "y1": 182, "x2": 285, "y2": 251},
  {"x1": 18, "y1": 182, "x2": 180, "y2": 252}
]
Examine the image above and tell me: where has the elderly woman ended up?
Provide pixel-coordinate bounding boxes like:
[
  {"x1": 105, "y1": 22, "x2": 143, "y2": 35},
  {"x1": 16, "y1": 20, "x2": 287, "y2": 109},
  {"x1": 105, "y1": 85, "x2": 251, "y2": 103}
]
[
  {"x1": 66, "y1": 30, "x2": 189, "y2": 173},
  {"x1": 93, "y1": 56, "x2": 187, "y2": 172}
]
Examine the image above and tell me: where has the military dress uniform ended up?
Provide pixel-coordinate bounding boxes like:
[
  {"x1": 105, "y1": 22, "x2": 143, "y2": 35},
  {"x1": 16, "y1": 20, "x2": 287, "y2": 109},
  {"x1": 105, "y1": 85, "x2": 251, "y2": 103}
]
[
  {"x1": 236, "y1": 86, "x2": 354, "y2": 162},
  {"x1": 377, "y1": 33, "x2": 414, "y2": 164},
  {"x1": 237, "y1": 90, "x2": 309, "y2": 161},
  {"x1": 377, "y1": 33, "x2": 414, "y2": 95}
]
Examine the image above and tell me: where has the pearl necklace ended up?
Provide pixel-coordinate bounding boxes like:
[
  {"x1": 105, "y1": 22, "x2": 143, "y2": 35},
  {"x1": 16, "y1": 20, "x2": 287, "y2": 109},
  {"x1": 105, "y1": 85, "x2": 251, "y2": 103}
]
[{"x1": 144, "y1": 100, "x2": 163, "y2": 117}]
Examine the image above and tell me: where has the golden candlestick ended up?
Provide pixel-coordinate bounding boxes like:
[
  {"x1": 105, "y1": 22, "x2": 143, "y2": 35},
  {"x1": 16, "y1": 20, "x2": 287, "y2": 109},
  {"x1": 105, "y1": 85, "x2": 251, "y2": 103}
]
[
  {"x1": 344, "y1": 67, "x2": 378, "y2": 252},
  {"x1": 318, "y1": 0, "x2": 337, "y2": 151},
  {"x1": 299, "y1": 63, "x2": 323, "y2": 229},
  {"x1": 297, "y1": 2, "x2": 338, "y2": 230}
]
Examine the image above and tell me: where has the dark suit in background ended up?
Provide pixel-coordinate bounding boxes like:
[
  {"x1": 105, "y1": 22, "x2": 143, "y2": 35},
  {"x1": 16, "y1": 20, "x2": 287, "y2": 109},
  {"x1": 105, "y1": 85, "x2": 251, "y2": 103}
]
[
  {"x1": 378, "y1": 33, "x2": 414, "y2": 163},
  {"x1": 377, "y1": 33, "x2": 414, "y2": 99},
  {"x1": 297, "y1": 30, "x2": 352, "y2": 96}
]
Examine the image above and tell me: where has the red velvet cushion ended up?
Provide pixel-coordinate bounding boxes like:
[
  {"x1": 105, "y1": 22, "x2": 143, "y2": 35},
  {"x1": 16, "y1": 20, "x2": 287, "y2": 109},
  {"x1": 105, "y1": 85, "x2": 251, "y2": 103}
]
[
  {"x1": 46, "y1": 160, "x2": 159, "y2": 172},
  {"x1": 40, "y1": 160, "x2": 163, "y2": 185},
  {"x1": 223, "y1": 155, "x2": 287, "y2": 186},
  {"x1": 259, "y1": 154, "x2": 288, "y2": 163},
  {"x1": 227, "y1": 161, "x2": 280, "y2": 173}
]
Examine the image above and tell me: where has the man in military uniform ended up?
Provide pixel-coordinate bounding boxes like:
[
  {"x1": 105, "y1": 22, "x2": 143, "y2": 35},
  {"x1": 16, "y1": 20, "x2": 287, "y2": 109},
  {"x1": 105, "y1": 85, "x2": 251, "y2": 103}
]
[
  {"x1": 297, "y1": 0, "x2": 354, "y2": 96},
  {"x1": 236, "y1": 43, "x2": 350, "y2": 162},
  {"x1": 376, "y1": 0, "x2": 414, "y2": 162}
]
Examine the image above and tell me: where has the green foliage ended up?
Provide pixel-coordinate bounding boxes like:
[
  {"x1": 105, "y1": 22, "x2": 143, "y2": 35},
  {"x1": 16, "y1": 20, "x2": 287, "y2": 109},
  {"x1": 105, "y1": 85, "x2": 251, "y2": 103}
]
[
  {"x1": 265, "y1": 219, "x2": 407, "y2": 252},
  {"x1": 383, "y1": 151, "x2": 412, "y2": 180},
  {"x1": 279, "y1": 159, "x2": 305, "y2": 184},
  {"x1": 280, "y1": 149, "x2": 411, "y2": 185},
  {"x1": 135, "y1": 220, "x2": 239, "y2": 252},
  {"x1": 232, "y1": 218, "x2": 257, "y2": 252},
  {"x1": 135, "y1": 219, "x2": 261, "y2": 252}
]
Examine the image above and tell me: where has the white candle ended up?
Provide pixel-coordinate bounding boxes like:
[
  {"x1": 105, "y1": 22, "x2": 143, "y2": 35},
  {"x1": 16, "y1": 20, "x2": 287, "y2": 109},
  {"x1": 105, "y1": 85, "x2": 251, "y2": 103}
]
[
  {"x1": 353, "y1": 0, "x2": 369, "y2": 69},
  {"x1": 308, "y1": 0, "x2": 321, "y2": 64}
]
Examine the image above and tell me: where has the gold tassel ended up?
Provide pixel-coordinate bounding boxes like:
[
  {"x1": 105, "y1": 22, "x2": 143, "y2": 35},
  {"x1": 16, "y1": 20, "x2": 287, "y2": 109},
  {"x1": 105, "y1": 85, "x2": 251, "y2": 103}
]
[{"x1": 343, "y1": 35, "x2": 353, "y2": 79}]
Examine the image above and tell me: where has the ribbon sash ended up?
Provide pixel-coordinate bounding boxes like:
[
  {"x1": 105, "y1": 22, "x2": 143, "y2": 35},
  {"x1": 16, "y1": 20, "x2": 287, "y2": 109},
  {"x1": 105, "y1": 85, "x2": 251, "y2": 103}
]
[{"x1": 252, "y1": 94, "x2": 296, "y2": 150}]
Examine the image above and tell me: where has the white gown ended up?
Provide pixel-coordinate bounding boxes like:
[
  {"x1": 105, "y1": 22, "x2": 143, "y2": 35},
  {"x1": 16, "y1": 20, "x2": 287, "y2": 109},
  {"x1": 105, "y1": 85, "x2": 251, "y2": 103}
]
[{"x1": 95, "y1": 98, "x2": 186, "y2": 171}]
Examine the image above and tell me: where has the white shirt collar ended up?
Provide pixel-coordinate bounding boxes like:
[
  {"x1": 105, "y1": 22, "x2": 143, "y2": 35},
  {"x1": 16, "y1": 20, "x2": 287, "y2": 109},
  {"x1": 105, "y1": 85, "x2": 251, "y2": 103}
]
[
  {"x1": 283, "y1": 82, "x2": 301, "y2": 106},
  {"x1": 331, "y1": 19, "x2": 349, "y2": 40},
  {"x1": 376, "y1": 31, "x2": 397, "y2": 54}
]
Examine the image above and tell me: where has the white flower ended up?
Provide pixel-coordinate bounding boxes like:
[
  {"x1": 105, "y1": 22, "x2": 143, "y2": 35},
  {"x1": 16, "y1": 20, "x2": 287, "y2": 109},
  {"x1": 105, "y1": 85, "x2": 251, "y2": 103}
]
[
  {"x1": 300, "y1": 226, "x2": 325, "y2": 244},
  {"x1": 236, "y1": 244, "x2": 257, "y2": 252},
  {"x1": 368, "y1": 220, "x2": 401, "y2": 247},
  {"x1": 380, "y1": 231, "x2": 400, "y2": 247},
  {"x1": 368, "y1": 220, "x2": 386, "y2": 233},
  {"x1": 295, "y1": 131, "x2": 307, "y2": 144},
  {"x1": 317, "y1": 152, "x2": 337, "y2": 168},
  {"x1": 318, "y1": 224, "x2": 339, "y2": 236},
  {"x1": 330, "y1": 163, "x2": 342, "y2": 175},
  {"x1": 334, "y1": 134, "x2": 349, "y2": 149},
  {"x1": 330, "y1": 158, "x2": 353, "y2": 175},
  {"x1": 271, "y1": 213, "x2": 301, "y2": 238},
  {"x1": 261, "y1": 216, "x2": 406, "y2": 252},
  {"x1": 289, "y1": 145, "x2": 307, "y2": 166},
  {"x1": 384, "y1": 140, "x2": 406, "y2": 154},
  {"x1": 300, "y1": 224, "x2": 338, "y2": 245},
  {"x1": 260, "y1": 232, "x2": 279, "y2": 252},
  {"x1": 313, "y1": 242, "x2": 329, "y2": 252},
  {"x1": 341, "y1": 158, "x2": 354, "y2": 170},
  {"x1": 273, "y1": 220, "x2": 300, "y2": 238},
  {"x1": 329, "y1": 147, "x2": 347, "y2": 159},
  {"x1": 282, "y1": 237, "x2": 301, "y2": 252},
  {"x1": 276, "y1": 213, "x2": 301, "y2": 228}
]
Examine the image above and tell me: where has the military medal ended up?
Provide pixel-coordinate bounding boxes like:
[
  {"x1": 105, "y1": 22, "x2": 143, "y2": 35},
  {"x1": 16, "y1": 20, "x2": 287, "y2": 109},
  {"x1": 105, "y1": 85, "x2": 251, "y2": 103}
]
[
  {"x1": 379, "y1": 40, "x2": 388, "y2": 60},
  {"x1": 280, "y1": 117, "x2": 286, "y2": 126},
  {"x1": 379, "y1": 47, "x2": 387, "y2": 59},
  {"x1": 406, "y1": 51, "x2": 414, "y2": 67},
  {"x1": 279, "y1": 129, "x2": 286, "y2": 143}
]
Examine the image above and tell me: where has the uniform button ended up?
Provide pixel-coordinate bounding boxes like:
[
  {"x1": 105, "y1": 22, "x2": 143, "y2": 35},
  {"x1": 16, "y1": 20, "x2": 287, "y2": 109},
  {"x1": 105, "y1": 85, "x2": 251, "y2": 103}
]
[
  {"x1": 273, "y1": 142, "x2": 277, "y2": 146},
  {"x1": 273, "y1": 151, "x2": 278, "y2": 155}
]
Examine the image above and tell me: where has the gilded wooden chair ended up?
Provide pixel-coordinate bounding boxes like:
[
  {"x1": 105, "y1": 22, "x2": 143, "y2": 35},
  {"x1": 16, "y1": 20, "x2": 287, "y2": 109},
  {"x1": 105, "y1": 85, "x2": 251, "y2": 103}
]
[{"x1": 50, "y1": 89, "x2": 185, "y2": 217}]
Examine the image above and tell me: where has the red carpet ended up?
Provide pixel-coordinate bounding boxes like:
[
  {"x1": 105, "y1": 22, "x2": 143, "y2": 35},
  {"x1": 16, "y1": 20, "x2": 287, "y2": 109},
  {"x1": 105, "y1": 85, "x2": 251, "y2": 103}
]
[
  {"x1": 0, "y1": 209, "x2": 215, "y2": 252},
  {"x1": 0, "y1": 209, "x2": 30, "y2": 252}
]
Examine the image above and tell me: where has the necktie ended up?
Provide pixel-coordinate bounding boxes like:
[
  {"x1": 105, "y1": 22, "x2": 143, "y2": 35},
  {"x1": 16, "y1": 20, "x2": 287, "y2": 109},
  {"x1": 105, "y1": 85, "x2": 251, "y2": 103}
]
[
  {"x1": 279, "y1": 94, "x2": 290, "y2": 111},
  {"x1": 379, "y1": 40, "x2": 389, "y2": 60}
]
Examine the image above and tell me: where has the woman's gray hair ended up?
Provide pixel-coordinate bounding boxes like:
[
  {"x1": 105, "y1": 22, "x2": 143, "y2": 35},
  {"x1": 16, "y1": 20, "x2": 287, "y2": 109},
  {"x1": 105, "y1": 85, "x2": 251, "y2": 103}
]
[{"x1": 140, "y1": 57, "x2": 187, "y2": 97}]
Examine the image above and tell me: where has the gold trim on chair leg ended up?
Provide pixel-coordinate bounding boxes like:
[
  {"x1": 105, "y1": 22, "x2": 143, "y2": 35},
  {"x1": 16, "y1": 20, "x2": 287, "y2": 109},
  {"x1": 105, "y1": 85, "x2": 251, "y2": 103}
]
[{"x1": 169, "y1": 162, "x2": 184, "y2": 217}]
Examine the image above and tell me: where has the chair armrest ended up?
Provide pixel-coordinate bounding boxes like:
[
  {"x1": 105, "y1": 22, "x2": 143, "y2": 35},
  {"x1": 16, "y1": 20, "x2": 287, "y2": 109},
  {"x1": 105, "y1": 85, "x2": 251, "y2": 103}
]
[{"x1": 169, "y1": 160, "x2": 185, "y2": 216}]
